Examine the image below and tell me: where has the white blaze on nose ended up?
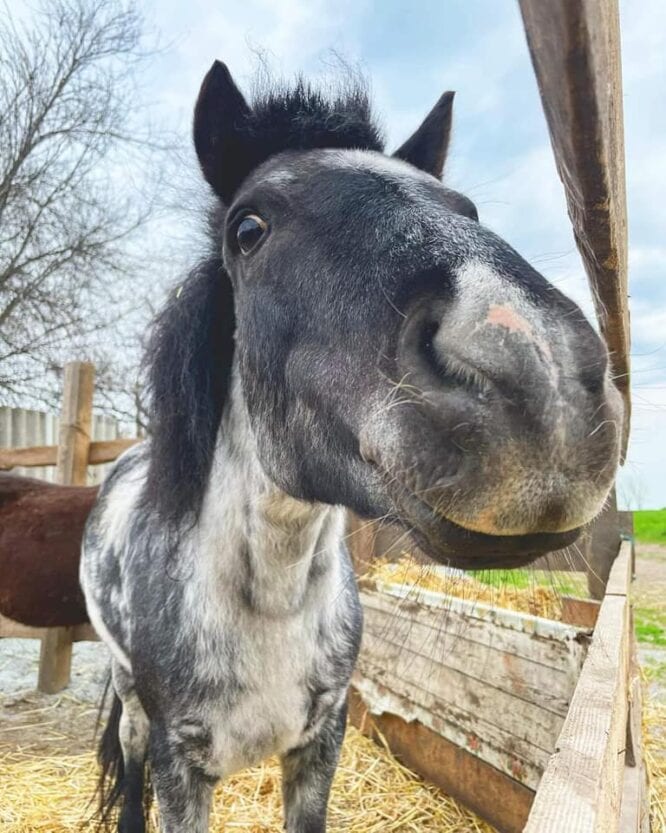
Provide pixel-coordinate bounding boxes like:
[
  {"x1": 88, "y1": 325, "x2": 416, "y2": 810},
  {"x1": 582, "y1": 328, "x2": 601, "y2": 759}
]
[
  {"x1": 485, "y1": 304, "x2": 554, "y2": 364},
  {"x1": 486, "y1": 304, "x2": 533, "y2": 337},
  {"x1": 447, "y1": 261, "x2": 561, "y2": 391}
]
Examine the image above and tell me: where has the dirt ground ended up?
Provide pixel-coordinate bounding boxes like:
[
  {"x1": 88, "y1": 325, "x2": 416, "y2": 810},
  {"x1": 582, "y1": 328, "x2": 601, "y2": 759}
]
[
  {"x1": 633, "y1": 542, "x2": 666, "y2": 702},
  {"x1": 0, "y1": 640, "x2": 107, "y2": 757}
]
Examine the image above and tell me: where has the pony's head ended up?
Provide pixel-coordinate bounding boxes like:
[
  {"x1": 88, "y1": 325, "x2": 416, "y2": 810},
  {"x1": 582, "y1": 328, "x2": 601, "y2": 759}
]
[{"x1": 146, "y1": 61, "x2": 623, "y2": 569}]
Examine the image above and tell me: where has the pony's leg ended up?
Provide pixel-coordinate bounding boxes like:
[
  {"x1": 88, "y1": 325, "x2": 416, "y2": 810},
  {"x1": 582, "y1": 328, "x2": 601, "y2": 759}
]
[
  {"x1": 112, "y1": 664, "x2": 149, "y2": 833},
  {"x1": 148, "y1": 724, "x2": 215, "y2": 833},
  {"x1": 280, "y1": 698, "x2": 348, "y2": 833}
]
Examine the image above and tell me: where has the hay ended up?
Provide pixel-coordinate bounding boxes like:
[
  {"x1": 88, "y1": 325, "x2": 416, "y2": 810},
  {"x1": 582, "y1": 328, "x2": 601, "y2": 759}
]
[
  {"x1": 2, "y1": 698, "x2": 664, "y2": 833},
  {"x1": 363, "y1": 555, "x2": 574, "y2": 621},
  {"x1": 0, "y1": 723, "x2": 495, "y2": 833},
  {"x1": 644, "y1": 695, "x2": 666, "y2": 831}
]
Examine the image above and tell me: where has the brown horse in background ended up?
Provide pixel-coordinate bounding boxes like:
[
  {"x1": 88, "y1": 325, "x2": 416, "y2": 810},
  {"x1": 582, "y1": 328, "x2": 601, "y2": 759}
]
[{"x1": 0, "y1": 473, "x2": 95, "y2": 627}]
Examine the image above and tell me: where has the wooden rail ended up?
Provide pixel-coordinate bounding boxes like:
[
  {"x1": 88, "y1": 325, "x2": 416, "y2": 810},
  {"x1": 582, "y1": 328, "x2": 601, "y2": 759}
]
[
  {"x1": 0, "y1": 613, "x2": 98, "y2": 643},
  {"x1": 518, "y1": 0, "x2": 630, "y2": 457},
  {"x1": 0, "y1": 437, "x2": 138, "y2": 471},
  {"x1": 523, "y1": 540, "x2": 647, "y2": 833}
]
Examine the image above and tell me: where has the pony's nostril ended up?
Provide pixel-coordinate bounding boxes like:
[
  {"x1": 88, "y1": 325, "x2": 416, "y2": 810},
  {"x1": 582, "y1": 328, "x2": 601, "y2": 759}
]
[
  {"x1": 418, "y1": 320, "x2": 489, "y2": 397},
  {"x1": 580, "y1": 372, "x2": 605, "y2": 396},
  {"x1": 359, "y1": 437, "x2": 378, "y2": 467},
  {"x1": 579, "y1": 356, "x2": 608, "y2": 396},
  {"x1": 420, "y1": 321, "x2": 458, "y2": 386}
]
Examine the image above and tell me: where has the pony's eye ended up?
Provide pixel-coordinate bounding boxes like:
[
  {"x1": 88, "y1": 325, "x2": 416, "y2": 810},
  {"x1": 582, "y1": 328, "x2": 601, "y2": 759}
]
[{"x1": 236, "y1": 215, "x2": 267, "y2": 254}]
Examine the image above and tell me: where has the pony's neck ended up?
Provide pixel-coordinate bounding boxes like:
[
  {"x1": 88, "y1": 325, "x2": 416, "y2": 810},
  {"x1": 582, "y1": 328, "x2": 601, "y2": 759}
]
[{"x1": 196, "y1": 376, "x2": 345, "y2": 616}]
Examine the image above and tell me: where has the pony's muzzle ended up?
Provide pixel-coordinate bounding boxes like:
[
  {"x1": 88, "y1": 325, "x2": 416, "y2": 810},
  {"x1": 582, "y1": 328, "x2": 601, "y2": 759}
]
[{"x1": 380, "y1": 298, "x2": 623, "y2": 537}]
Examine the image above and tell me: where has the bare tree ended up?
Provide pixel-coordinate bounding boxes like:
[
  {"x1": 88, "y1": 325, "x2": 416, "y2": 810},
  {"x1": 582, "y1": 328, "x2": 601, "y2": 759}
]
[
  {"x1": 0, "y1": 0, "x2": 167, "y2": 418},
  {"x1": 617, "y1": 468, "x2": 647, "y2": 511}
]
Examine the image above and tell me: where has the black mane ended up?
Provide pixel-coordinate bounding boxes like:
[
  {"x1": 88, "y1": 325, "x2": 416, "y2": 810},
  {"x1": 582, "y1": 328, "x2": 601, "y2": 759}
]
[
  {"x1": 144, "y1": 78, "x2": 383, "y2": 526},
  {"x1": 243, "y1": 77, "x2": 384, "y2": 162}
]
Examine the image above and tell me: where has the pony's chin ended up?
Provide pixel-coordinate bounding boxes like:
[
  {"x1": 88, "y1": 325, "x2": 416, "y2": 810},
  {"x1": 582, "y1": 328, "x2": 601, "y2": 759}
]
[{"x1": 395, "y1": 496, "x2": 583, "y2": 571}]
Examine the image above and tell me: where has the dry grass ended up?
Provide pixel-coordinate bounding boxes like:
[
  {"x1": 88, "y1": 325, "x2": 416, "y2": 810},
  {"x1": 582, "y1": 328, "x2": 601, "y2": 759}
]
[
  {"x1": 644, "y1": 696, "x2": 666, "y2": 831},
  {"x1": 364, "y1": 555, "x2": 569, "y2": 621},
  {"x1": 0, "y1": 722, "x2": 495, "y2": 833},
  {"x1": 2, "y1": 695, "x2": 663, "y2": 832}
]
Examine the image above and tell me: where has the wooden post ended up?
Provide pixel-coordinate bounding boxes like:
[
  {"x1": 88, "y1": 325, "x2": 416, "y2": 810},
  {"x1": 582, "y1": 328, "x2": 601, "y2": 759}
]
[
  {"x1": 523, "y1": 542, "x2": 633, "y2": 833},
  {"x1": 518, "y1": 0, "x2": 631, "y2": 458},
  {"x1": 37, "y1": 361, "x2": 94, "y2": 694}
]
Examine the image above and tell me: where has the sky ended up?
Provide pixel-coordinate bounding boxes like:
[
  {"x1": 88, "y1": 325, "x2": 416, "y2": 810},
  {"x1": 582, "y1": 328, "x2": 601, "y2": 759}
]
[{"x1": 133, "y1": 0, "x2": 665, "y2": 508}]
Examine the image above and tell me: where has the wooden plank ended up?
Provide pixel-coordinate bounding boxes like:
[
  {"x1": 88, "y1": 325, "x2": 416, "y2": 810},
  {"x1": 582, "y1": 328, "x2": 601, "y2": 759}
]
[
  {"x1": 523, "y1": 592, "x2": 630, "y2": 831},
  {"x1": 88, "y1": 437, "x2": 139, "y2": 465},
  {"x1": 619, "y1": 613, "x2": 650, "y2": 832},
  {"x1": 364, "y1": 585, "x2": 586, "y2": 665},
  {"x1": 348, "y1": 688, "x2": 534, "y2": 833},
  {"x1": 355, "y1": 589, "x2": 587, "y2": 790},
  {"x1": 585, "y1": 490, "x2": 622, "y2": 599},
  {"x1": 0, "y1": 444, "x2": 58, "y2": 469},
  {"x1": 354, "y1": 667, "x2": 550, "y2": 790},
  {"x1": 561, "y1": 597, "x2": 601, "y2": 629},
  {"x1": 605, "y1": 539, "x2": 632, "y2": 597},
  {"x1": 518, "y1": 0, "x2": 630, "y2": 455},
  {"x1": 38, "y1": 362, "x2": 94, "y2": 694},
  {"x1": 0, "y1": 614, "x2": 98, "y2": 642},
  {"x1": 0, "y1": 437, "x2": 138, "y2": 470},
  {"x1": 361, "y1": 592, "x2": 582, "y2": 713},
  {"x1": 356, "y1": 645, "x2": 560, "y2": 789}
]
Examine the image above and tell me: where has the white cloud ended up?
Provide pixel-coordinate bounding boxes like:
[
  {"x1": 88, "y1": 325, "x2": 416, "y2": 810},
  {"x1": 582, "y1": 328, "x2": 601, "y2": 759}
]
[{"x1": 143, "y1": 0, "x2": 371, "y2": 129}]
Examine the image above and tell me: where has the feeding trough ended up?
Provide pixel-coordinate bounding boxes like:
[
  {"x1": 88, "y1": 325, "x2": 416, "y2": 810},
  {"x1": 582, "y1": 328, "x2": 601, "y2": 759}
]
[{"x1": 349, "y1": 540, "x2": 647, "y2": 833}]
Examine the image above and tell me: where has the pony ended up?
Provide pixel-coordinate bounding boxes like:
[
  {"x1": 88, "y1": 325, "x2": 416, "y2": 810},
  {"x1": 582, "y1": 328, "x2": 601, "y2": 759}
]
[
  {"x1": 0, "y1": 473, "x2": 94, "y2": 627},
  {"x1": 80, "y1": 61, "x2": 622, "y2": 833}
]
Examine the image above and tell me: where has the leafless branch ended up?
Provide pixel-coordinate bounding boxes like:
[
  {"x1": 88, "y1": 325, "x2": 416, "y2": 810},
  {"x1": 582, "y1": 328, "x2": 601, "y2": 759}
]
[{"x1": 0, "y1": 0, "x2": 176, "y2": 426}]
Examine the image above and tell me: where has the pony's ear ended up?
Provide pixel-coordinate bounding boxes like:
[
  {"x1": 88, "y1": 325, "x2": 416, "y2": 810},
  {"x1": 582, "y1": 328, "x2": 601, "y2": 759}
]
[
  {"x1": 194, "y1": 60, "x2": 252, "y2": 202},
  {"x1": 393, "y1": 91, "x2": 454, "y2": 179}
]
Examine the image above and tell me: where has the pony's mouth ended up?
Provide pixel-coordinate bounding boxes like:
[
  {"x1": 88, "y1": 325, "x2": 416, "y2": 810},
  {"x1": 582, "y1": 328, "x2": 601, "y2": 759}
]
[{"x1": 391, "y1": 489, "x2": 582, "y2": 571}]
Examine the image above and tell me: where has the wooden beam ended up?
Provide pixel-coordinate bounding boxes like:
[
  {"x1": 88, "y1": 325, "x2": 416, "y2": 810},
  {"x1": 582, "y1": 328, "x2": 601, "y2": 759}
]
[
  {"x1": 0, "y1": 437, "x2": 138, "y2": 470},
  {"x1": 605, "y1": 539, "x2": 633, "y2": 597},
  {"x1": 523, "y1": 542, "x2": 632, "y2": 832},
  {"x1": 560, "y1": 596, "x2": 600, "y2": 629},
  {"x1": 38, "y1": 362, "x2": 94, "y2": 694},
  {"x1": 518, "y1": 0, "x2": 630, "y2": 456},
  {"x1": 619, "y1": 615, "x2": 650, "y2": 832},
  {"x1": 0, "y1": 444, "x2": 57, "y2": 469},
  {"x1": 0, "y1": 613, "x2": 97, "y2": 642}
]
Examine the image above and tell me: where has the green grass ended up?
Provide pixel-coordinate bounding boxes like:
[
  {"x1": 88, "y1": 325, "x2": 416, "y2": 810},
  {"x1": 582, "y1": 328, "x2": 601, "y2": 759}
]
[
  {"x1": 634, "y1": 604, "x2": 666, "y2": 647},
  {"x1": 633, "y1": 509, "x2": 666, "y2": 544},
  {"x1": 469, "y1": 568, "x2": 587, "y2": 596},
  {"x1": 467, "y1": 569, "x2": 666, "y2": 648},
  {"x1": 643, "y1": 658, "x2": 666, "y2": 685}
]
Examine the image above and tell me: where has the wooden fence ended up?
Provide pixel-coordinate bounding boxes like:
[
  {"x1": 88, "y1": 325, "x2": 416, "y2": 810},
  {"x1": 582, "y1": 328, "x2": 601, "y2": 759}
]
[
  {"x1": 0, "y1": 405, "x2": 121, "y2": 485},
  {"x1": 0, "y1": 362, "x2": 138, "y2": 692}
]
